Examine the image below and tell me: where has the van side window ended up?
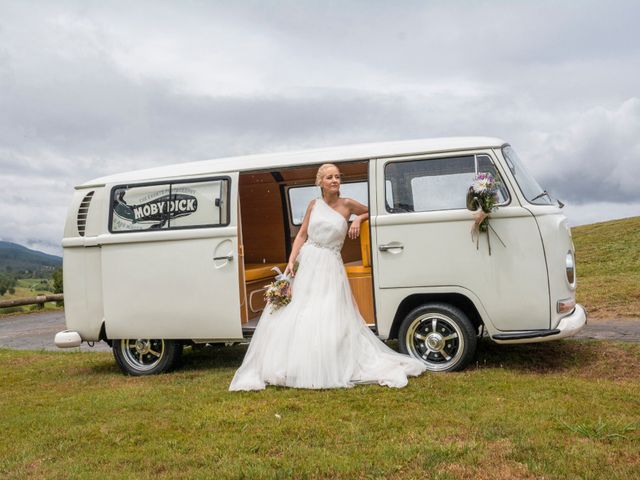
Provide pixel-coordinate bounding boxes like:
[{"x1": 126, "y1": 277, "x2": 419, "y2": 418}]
[
  {"x1": 110, "y1": 178, "x2": 229, "y2": 232},
  {"x1": 288, "y1": 181, "x2": 368, "y2": 225},
  {"x1": 476, "y1": 155, "x2": 510, "y2": 205},
  {"x1": 385, "y1": 156, "x2": 476, "y2": 212},
  {"x1": 385, "y1": 180, "x2": 394, "y2": 209},
  {"x1": 170, "y1": 180, "x2": 228, "y2": 228}
]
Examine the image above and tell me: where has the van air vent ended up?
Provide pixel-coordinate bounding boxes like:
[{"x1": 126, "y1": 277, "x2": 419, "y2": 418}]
[{"x1": 77, "y1": 191, "x2": 95, "y2": 237}]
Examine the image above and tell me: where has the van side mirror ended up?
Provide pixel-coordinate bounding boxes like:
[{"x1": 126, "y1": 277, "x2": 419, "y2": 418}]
[
  {"x1": 557, "y1": 199, "x2": 565, "y2": 208},
  {"x1": 466, "y1": 187, "x2": 480, "y2": 211}
]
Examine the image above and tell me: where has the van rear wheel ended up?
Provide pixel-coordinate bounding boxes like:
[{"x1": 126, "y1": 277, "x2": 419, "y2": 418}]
[
  {"x1": 113, "y1": 339, "x2": 182, "y2": 376},
  {"x1": 398, "y1": 303, "x2": 477, "y2": 372}
]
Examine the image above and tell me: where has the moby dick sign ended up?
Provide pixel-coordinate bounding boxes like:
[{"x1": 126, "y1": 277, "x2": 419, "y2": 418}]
[{"x1": 112, "y1": 186, "x2": 198, "y2": 231}]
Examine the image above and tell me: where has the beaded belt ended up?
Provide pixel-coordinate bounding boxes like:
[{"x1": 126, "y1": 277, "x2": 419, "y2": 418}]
[{"x1": 306, "y1": 240, "x2": 342, "y2": 254}]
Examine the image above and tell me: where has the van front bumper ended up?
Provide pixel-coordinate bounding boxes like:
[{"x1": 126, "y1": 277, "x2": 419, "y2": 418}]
[
  {"x1": 492, "y1": 304, "x2": 587, "y2": 345},
  {"x1": 54, "y1": 330, "x2": 82, "y2": 348}
]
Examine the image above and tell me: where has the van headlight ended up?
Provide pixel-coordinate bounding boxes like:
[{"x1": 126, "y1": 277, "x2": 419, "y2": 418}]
[{"x1": 566, "y1": 250, "x2": 576, "y2": 288}]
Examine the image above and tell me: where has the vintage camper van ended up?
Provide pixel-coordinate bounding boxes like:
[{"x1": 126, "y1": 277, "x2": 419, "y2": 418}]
[{"x1": 55, "y1": 137, "x2": 586, "y2": 375}]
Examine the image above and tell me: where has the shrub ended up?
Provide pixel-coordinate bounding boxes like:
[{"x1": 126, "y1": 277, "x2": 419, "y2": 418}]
[
  {"x1": 0, "y1": 273, "x2": 17, "y2": 297},
  {"x1": 52, "y1": 268, "x2": 63, "y2": 294}
]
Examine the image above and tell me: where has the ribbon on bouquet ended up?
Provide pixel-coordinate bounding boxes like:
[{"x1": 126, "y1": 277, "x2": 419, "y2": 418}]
[
  {"x1": 271, "y1": 266, "x2": 290, "y2": 281},
  {"x1": 470, "y1": 207, "x2": 506, "y2": 256}
]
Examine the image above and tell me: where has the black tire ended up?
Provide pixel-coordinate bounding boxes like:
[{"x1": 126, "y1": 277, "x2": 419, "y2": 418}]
[
  {"x1": 398, "y1": 303, "x2": 477, "y2": 372},
  {"x1": 112, "y1": 339, "x2": 182, "y2": 376}
]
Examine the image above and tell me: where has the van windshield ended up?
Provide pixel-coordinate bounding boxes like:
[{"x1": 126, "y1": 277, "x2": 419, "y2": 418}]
[{"x1": 502, "y1": 145, "x2": 554, "y2": 205}]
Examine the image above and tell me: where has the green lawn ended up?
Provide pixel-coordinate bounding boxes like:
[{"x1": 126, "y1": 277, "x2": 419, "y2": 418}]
[
  {"x1": 1, "y1": 340, "x2": 638, "y2": 479},
  {"x1": 572, "y1": 216, "x2": 640, "y2": 318}
]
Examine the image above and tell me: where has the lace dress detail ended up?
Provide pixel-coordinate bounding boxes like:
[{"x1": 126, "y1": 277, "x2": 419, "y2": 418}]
[{"x1": 229, "y1": 197, "x2": 427, "y2": 390}]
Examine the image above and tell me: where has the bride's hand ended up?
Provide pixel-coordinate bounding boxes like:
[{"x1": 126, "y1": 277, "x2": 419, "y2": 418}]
[
  {"x1": 348, "y1": 218, "x2": 361, "y2": 239},
  {"x1": 284, "y1": 261, "x2": 296, "y2": 277}
]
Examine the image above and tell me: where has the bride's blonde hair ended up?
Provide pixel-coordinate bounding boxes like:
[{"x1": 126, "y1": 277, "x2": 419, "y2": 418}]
[{"x1": 315, "y1": 163, "x2": 341, "y2": 197}]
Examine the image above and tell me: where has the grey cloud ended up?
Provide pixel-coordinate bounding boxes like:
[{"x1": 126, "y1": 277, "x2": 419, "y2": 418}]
[{"x1": 530, "y1": 98, "x2": 640, "y2": 204}]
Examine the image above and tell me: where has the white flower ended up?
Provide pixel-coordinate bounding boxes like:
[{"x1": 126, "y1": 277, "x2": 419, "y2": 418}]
[{"x1": 472, "y1": 178, "x2": 490, "y2": 193}]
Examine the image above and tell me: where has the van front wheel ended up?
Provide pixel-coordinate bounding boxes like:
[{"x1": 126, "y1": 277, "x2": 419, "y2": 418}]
[
  {"x1": 398, "y1": 303, "x2": 476, "y2": 372},
  {"x1": 113, "y1": 339, "x2": 182, "y2": 376}
]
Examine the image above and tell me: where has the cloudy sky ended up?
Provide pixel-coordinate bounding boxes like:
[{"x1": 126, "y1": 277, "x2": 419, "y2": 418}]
[{"x1": 1, "y1": 0, "x2": 639, "y2": 255}]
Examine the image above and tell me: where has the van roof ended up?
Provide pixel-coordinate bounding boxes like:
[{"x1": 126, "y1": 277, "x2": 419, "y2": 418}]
[{"x1": 78, "y1": 136, "x2": 506, "y2": 188}]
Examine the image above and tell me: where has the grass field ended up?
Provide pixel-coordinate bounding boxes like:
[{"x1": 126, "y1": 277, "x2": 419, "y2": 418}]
[
  {"x1": 572, "y1": 216, "x2": 640, "y2": 318},
  {"x1": 1, "y1": 340, "x2": 638, "y2": 479}
]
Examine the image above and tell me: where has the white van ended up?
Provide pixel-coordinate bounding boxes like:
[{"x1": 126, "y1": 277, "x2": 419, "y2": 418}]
[{"x1": 55, "y1": 137, "x2": 586, "y2": 375}]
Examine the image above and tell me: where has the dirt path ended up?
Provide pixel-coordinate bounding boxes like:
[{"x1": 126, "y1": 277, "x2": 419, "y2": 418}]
[
  {"x1": 0, "y1": 311, "x2": 638, "y2": 351},
  {"x1": 574, "y1": 317, "x2": 640, "y2": 342}
]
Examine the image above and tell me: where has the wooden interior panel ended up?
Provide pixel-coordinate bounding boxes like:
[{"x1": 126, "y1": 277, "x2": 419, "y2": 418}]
[
  {"x1": 341, "y1": 236, "x2": 362, "y2": 264},
  {"x1": 237, "y1": 200, "x2": 249, "y2": 324},
  {"x1": 349, "y1": 276, "x2": 375, "y2": 324},
  {"x1": 239, "y1": 178, "x2": 287, "y2": 264},
  {"x1": 246, "y1": 275, "x2": 373, "y2": 325},
  {"x1": 245, "y1": 278, "x2": 273, "y2": 319}
]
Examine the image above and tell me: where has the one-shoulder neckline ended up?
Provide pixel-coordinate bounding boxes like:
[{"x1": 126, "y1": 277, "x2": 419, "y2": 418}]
[{"x1": 317, "y1": 197, "x2": 348, "y2": 226}]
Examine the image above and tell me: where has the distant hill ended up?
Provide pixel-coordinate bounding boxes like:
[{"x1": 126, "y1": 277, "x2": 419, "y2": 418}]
[{"x1": 0, "y1": 241, "x2": 62, "y2": 277}]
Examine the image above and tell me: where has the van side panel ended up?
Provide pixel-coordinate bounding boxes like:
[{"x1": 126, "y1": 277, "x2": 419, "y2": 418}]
[
  {"x1": 372, "y1": 208, "x2": 550, "y2": 331},
  {"x1": 372, "y1": 146, "x2": 551, "y2": 332},
  {"x1": 373, "y1": 286, "x2": 495, "y2": 339},
  {"x1": 63, "y1": 247, "x2": 104, "y2": 340},
  {"x1": 101, "y1": 230, "x2": 241, "y2": 340},
  {"x1": 527, "y1": 206, "x2": 576, "y2": 328},
  {"x1": 100, "y1": 172, "x2": 243, "y2": 341},
  {"x1": 62, "y1": 188, "x2": 106, "y2": 341}
]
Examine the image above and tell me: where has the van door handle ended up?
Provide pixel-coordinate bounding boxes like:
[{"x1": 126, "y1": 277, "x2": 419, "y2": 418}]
[
  {"x1": 213, "y1": 254, "x2": 234, "y2": 261},
  {"x1": 379, "y1": 243, "x2": 404, "y2": 252}
]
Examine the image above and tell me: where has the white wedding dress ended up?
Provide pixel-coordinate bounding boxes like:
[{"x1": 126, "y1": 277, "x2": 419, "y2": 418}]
[{"x1": 229, "y1": 197, "x2": 427, "y2": 391}]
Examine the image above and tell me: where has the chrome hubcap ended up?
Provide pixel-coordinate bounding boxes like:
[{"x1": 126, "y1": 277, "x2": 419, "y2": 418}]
[
  {"x1": 121, "y1": 339, "x2": 165, "y2": 372},
  {"x1": 135, "y1": 340, "x2": 150, "y2": 354},
  {"x1": 426, "y1": 332, "x2": 445, "y2": 351},
  {"x1": 406, "y1": 313, "x2": 464, "y2": 372}
]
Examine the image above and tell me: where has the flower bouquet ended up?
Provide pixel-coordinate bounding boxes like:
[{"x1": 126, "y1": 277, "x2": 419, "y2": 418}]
[
  {"x1": 466, "y1": 172, "x2": 505, "y2": 255},
  {"x1": 264, "y1": 262, "x2": 298, "y2": 312}
]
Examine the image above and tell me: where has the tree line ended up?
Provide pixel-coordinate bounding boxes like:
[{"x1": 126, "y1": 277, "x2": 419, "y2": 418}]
[
  {"x1": 0, "y1": 273, "x2": 17, "y2": 296},
  {"x1": 0, "y1": 268, "x2": 63, "y2": 297}
]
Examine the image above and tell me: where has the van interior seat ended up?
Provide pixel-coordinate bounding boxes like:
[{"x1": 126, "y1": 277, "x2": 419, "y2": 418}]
[
  {"x1": 244, "y1": 263, "x2": 288, "y2": 282},
  {"x1": 244, "y1": 220, "x2": 371, "y2": 282},
  {"x1": 344, "y1": 219, "x2": 372, "y2": 278}
]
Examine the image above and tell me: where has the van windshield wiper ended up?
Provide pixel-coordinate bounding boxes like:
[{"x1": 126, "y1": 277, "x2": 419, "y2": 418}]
[{"x1": 530, "y1": 190, "x2": 552, "y2": 202}]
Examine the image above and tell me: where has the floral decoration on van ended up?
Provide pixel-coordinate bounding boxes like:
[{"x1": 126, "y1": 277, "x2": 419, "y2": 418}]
[{"x1": 467, "y1": 172, "x2": 506, "y2": 255}]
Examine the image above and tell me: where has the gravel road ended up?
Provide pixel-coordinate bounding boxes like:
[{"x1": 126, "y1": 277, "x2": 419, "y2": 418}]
[
  {"x1": 0, "y1": 311, "x2": 110, "y2": 352},
  {"x1": 0, "y1": 310, "x2": 638, "y2": 352}
]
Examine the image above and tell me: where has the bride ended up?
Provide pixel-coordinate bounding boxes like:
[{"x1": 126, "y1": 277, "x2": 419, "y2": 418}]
[{"x1": 229, "y1": 164, "x2": 427, "y2": 391}]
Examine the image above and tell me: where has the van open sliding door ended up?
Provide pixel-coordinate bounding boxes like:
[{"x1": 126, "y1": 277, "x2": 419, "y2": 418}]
[{"x1": 101, "y1": 173, "x2": 243, "y2": 341}]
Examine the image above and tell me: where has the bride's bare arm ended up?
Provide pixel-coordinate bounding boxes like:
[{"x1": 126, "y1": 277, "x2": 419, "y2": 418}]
[
  {"x1": 346, "y1": 198, "x2": 369, "y2": 239},
  {"x1": 284, "y1": 199, "x2": 315, "y2": 276}
]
